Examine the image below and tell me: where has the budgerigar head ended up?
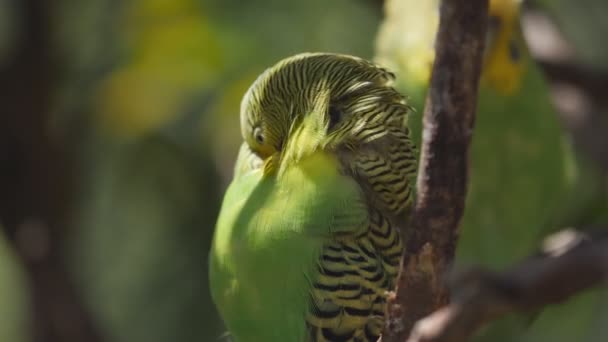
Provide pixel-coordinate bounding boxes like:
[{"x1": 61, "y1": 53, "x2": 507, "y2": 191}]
[
  {"x1": 236, "y1": 53, "x2": 416, "y2": 215},
  {"x1": 240, "y1": 53, "x2": 408, "y2": 169},
  {"x1": 483, "y1": 0, "x2": 527, "y2": 94}
]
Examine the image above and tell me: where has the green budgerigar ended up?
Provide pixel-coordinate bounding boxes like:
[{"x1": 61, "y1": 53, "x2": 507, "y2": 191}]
[{"x1": 209, "y1": 53, "x2": 416, "y2": 341}]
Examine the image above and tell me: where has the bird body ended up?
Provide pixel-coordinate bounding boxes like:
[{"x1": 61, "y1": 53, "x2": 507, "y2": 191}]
[
  {"x1": 211, "y1": 150, "x2": 365, "y2": 341},
  {"x1": 210, "y1": 53, "x2": 416, "y2": 342}
]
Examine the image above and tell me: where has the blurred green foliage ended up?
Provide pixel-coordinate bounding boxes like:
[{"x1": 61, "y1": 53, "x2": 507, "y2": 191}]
[
  {"x1": 0, "y1": 229, "x2": 27, "y2": 342},
  {"x1": 0, "y1": 0, "x2": 607, "y2": 341},
  {"x1": 72, "y1": 138, "x2": 224, "y2": 341}
]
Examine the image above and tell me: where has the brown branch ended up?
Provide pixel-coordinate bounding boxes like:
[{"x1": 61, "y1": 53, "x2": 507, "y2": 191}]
[
  {"x1": 538, "y1": 60, "x2": 608, "y2": 107},
  {"x1": 0, "y1": 1, "x2": 104, "y2": 341},
  {"x1": 406, "y1": 230, "x2": 608, "y2": 342},
  {"x1": 381, "y1": 0, "x2": 488, "y2": 341}
]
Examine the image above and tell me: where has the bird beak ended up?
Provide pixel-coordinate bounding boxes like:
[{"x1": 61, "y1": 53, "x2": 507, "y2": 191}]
[{"x1": 262, "y1": 153, "x2": 280, "y2": 177}]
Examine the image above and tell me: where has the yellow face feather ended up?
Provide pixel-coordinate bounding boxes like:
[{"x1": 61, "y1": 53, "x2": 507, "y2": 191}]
[{"x1": 482, "y1": 0, "x2": 527, "y2": 94}]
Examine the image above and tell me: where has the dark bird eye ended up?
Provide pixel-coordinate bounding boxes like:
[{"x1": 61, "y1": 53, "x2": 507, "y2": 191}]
[
  {"x1": 509, "y1": 39, "x2": 521, "y2": 63},
  {"x1": 253, "y1": 127, "x2": 265, "y2": 144},
  {"x1": 488, "y1": 15, "x2": 501, "y2": 30},
  {"x1": 328, "y1": 105, "x2": 341, "y2": 131}
]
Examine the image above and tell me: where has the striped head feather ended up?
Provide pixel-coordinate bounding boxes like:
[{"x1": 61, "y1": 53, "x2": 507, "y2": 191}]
[{"x1": 239, "y1": 52, "x2": 417, "y2": 216}]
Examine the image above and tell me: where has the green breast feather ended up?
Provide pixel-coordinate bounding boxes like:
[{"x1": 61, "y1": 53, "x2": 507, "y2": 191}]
[{"x1": 210, "y1": 151, "x2": 367, "y2": 341}]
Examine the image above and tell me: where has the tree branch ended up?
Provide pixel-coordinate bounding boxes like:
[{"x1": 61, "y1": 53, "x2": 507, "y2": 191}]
[
  {"x1": 406, "y1": 229, "x2": 608, "y2": 342},
  {"x1": 382, "y1": 0, "x2": 489, "y2": 340},
  {"x1": 538, "y1": 60, "x2": 608, "y2": 107}
]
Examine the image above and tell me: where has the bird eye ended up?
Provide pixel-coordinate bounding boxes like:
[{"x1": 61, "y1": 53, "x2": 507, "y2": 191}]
[
  {"x1": 508, "y1": 39, "x2": 521, "y2": 63},
  {"x1": 328, "y1": 105, "x2": 341, "y2": 131},
  {"x1": 488, "y1": 15, "x2": 501, "y2": 30},
  {"x1": 253, "y1": 126, "x2": 265, "y2": 145}
]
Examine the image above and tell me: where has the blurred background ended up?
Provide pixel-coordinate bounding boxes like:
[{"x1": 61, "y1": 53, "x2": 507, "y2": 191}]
[{"x1": 0, "y1": 0, "x2": 606, "y2": 341}]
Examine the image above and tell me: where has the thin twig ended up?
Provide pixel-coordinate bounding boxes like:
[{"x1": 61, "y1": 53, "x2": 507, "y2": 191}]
[
  {"x1": 406, "y1": 230, "x2": 608, "y2": 342},
  {"x1": 382, "y1": 0, "x2": 489, "y2": 340}
]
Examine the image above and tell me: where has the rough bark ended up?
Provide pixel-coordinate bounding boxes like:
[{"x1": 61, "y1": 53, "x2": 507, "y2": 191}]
[{"x1": 381, "y1": 0, "x2": 489, "y2": 340}]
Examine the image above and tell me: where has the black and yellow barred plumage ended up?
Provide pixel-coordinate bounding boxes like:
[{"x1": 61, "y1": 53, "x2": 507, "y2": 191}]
[{"x1": 211, "y1": 53, "x2": 416, "y2": 342}]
